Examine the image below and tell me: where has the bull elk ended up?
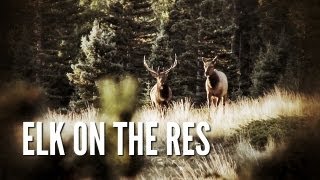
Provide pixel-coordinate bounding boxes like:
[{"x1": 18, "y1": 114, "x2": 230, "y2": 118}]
[
  {"x1": 144, "y1": 55, "x2": 177, "y2": 108},
  {"x1": 202, "y1": 56, "x2": 228, "y2": 110}
]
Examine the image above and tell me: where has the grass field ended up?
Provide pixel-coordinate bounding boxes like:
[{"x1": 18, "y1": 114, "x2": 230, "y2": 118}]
[{"x1": 40, "y1": 88, "x2": 320, "y2": 179}]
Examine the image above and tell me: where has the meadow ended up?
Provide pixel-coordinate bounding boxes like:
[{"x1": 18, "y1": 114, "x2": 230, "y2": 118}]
[{"x1": 41, "y1": 88, "x2": 320, "y2": 179}]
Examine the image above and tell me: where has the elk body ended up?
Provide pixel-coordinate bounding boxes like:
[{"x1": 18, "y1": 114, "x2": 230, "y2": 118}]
[
  {"x1": 202, "y1": 56, "x2": 228, "y2": 110},
  {"x1": 144, "y1": 55, "x2": 177, "y2": 108}
]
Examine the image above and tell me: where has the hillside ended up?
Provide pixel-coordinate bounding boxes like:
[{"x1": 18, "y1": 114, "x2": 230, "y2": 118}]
[{"x1": 39, "y1": 88, "x2": 320, "y2": 179}]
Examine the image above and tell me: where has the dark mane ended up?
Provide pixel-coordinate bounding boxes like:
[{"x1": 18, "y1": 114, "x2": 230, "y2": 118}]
[
  {"x1": 208, "y1": 71, "x2": 219, "y2": 88},
  {"x1": 159, "y1": 84, "x2": 170, "y2": 100}
]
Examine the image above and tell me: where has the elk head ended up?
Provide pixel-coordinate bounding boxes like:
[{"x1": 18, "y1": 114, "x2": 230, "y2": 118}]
[
  {"x1": 202, "y1": 56, "x2": 218, "y2": 77},
  {"x1": 144, "y1": 55, "x2": 177, "y2": 89}
]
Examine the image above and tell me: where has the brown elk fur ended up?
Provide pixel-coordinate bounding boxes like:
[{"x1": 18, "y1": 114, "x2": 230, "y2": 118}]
[{"x1": 202, "y1": 56, "x2": 228, "y2": 110}]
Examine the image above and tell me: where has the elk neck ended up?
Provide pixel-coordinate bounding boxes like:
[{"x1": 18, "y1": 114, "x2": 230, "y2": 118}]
[
  {"x1": 157, "y1": 83, "x2": 170, "y2": 100},
  {"x1": 207, "y1": 69, "x2": 220, "y2": 88}
]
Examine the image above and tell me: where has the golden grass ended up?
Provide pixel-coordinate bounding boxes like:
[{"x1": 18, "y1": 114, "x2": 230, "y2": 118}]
[
  {"x1": 28, "y1": 108, "x2": 99, "y2": 147},
  {"x1": 35, "y1": 88, "x2": 320, "y2": 179},
  {"x1": 38, "y1": 88, "x2": 319, "y2": 140},
  {"x1": 136, "y1": 144, "x2": 237, "y2": 180},
  {"x1": 135, "y1": 88, "x2": 320, "y2": 139}
]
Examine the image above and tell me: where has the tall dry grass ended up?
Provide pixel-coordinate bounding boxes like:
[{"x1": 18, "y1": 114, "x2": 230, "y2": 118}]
[
  {"x1": 135, "y1": 88, "x2": 320, "y2": 139},
  {"x1": 37, "y1": 88, "x2": 320, "y2": 179},
  {"x1": 40, "y1": 88, "x2": 319, "y2": 139},
  {"x1": 137, "y1": 144, "x2": 238, "y2": 180},
  {"x1": 136, "y1": 138, "x2": 279, "y2": 180}
]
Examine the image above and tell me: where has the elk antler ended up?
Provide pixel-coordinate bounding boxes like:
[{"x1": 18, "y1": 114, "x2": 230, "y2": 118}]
[
  {"x1": 164, "y1": 54, "x2": 178, "y2": 74},
  {"x1": 201, "y1": 56, "x2": 217, "y2": 63},
  {"x1": 144, "y1": 56, "x2": 158, "y2": 75},
  {"x1": 212, "y1": 55, "x2": 218, "y2": 62}
]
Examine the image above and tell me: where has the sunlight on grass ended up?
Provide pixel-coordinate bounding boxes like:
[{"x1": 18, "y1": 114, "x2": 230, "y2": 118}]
[
  {"x1": 137, "y1": 144, "x2": 237, "y2": 180},
  {"x1": 135, "y1": 88, "x2": 320, "y2": 139},
  {"x1": 40, "y1": 88, "x2": 318, "y2": 141},
  {"x1": 36, "y1": 88, "x2": 320, "y2": 179},
  {"x1": 39, "y1": 108, "x2": 98, "y2": 143}
]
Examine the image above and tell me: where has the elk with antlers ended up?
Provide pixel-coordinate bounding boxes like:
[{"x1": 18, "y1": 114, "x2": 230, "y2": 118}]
[
  {"x1": 202, "y1": 56, "x2": 228, "y2": 110},
  {"x1": 144, "y1": 55, "x2": 177, "y2": 108}
]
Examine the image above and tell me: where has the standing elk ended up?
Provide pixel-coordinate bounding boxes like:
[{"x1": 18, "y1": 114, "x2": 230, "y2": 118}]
[
  {"x1": 144, "y1": 55, "x2": 177, "y2": 108},
  {"x1": 202, "y1": 56, "x2": 228, "y2": 110}
]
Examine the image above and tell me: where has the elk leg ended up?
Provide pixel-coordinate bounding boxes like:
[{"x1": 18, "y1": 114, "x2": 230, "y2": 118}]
[
  {"x1": 212, "y1": 97, "x2": 218, "y2": 108},
  {"x1": 222, "y1": 96, "x2": 225, "y2": 113},
  {"x1": 163, "y1": 102, "x2": 169, "y2": 117},
  {"x1": 207, "y1": 94, "x2": 211, "y2": 109},
  {"x1": 224, "y1": 95, "x2": 228, "y2": 107},
  {"x1": 160, "y1": 108, "x2": 165, "y2": 118},
  {"x1": 151, "y1": 102, "x2": 155, "y2": 108},
  {"x1": 217, "y1": 97, "x2": 222, "y2": 107}
]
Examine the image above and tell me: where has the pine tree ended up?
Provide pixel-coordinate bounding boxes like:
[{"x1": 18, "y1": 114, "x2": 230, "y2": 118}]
[
  {"x1": 251, "y1": 36, "x2": 288, "y2": 96},
  {"x1": 233, "y1": 0, "x2": 260, "y2": 96},
  {"x1": 126, "y1": 0, "x2": 157, "y2": 105},
  {"x1": 249, "y1": 0, "x2": 302, "y2": 95},
  {"x1": 8, "y1": 0, "x2": 39, "y2": 83},
  {"x1": 69, "y1": 1, "x2": 131, "y2": 109},
  {"x1": 23, "y1": 0, "x2": 86, "y2": 108},
  {"x1": 67, "y1": 20, "x2": 122, "y2": 109},
  {"x1": 8, "y1": 0, "x2": 84, "y2": 108},
  {"x1": 166, "y1": 0, "x2": 239, "y2": 104},
  {"x1": 151, "y1": 0, "x2": 175, "y2": 24},
  {"x1": 70, "y1": 0, "x2": 157, "y2": 107},
  {"x1": 166, "y1": 0, "x2": 202, "y2": 102},
  {"x1": 150, "y1": 26, "x2": 173, "y2": 69},
  {"x1": 257, "y1": 0, "x2": 304, "y2": 93},
  {"x1": 9, "y1": 26, "x2": 35, "y2": 81},
  {"x1": 198, "y1": 0, "x2": 240, "y2": 100}
]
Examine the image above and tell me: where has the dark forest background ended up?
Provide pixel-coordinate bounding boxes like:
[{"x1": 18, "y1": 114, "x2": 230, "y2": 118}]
[{"x1": 1, "y1": 0, "x2": 319, "y2": 110}]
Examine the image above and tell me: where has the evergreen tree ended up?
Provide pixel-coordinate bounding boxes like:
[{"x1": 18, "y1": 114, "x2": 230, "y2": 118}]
[
  {"x1": 67, "y1": 20, "x2": 122, "y2": 109},
  {"x1": 8, "y1": 0, "x2": 85, "y2": 107},
  {"x1": 41, "y1": 0, "x2": 85, "y2": 107},
  {"x1": 70, "y1": 0, "x2": 157, "y2": 107},
  {"x1": 8, "y1": 0, "x2": 39, "y2": 83},
  {"x1": 198, "y1": 0, "x2": 240, "y2": 100},
  {"x1": 166, "y1": 0, "x2": 202, "y2": 102},
  {"x1": 249, "y1": 0, "x2": 300, "y2": 95},
  {"x1": 81, "y1": 0, "x2": 157, "y2": 76},
  {"x1": 9, "y1": 26, "x2": 36, "y2": 81},
  {"x1": 150, "y1": 26, "x2": 173, "y2": 70},
  {"x1": 68, "y1": 1, "x2": 131, "y2": 109},
  {"x1": 297, "y1": 0, "x2": 320, "y2": 93},
  {"x1": 251, "y1": 35, "x2": 288, "y2": 96},
  {"x1": 256, "y1": 0, "x2": 307, "y2": 93},
  {"x1": 125, "y1": 0, "x2": 157, "y2": 104},
  {"x1": 167, "y1": 0, "x2": 239, "y2": 103},
  {"x1": 129, "y1": 0, "x2": 157, "y2": 61},
  {"x1": 151, "y1": 0, "x2": 175, "y2": 24},
  {"x1": 233, "y1": 0, "x2": 260, "y2": 96},
  {"x1": 11, "y1": 0, "x2": 88, "y2": 108}
]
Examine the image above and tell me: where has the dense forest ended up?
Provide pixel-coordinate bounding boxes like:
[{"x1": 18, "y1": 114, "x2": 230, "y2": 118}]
[
  {"x1": 1, "y1": 0, "x2": 320, "y2": 110},
  {"x1": 1, "y1": 1, "x2": 320, "y2": 179}
]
